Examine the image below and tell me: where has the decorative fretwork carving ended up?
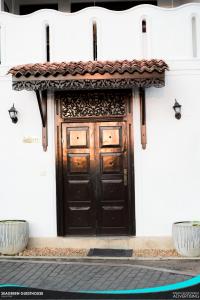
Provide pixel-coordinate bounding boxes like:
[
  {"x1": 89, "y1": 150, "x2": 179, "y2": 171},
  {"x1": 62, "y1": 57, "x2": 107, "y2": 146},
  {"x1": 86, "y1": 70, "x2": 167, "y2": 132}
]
[
  {"x1": 56, "y1": 91, "x2": 129, "y2": 119},
  {"x1": 12, "y1": 77, "x2": 165, "y2": 91}
]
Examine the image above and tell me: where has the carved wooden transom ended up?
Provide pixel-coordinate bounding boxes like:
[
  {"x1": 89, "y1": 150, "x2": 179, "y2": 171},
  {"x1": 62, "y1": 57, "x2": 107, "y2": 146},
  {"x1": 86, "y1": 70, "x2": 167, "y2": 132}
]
[{"x1": 56, "y1": 91, "x2": 130, "y2": 119}]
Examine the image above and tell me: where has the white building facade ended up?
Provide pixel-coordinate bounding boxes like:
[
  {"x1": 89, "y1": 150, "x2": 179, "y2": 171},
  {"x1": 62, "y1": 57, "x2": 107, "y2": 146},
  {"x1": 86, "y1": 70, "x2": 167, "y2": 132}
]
[{"x1": 0, "y1": 0, "x2": 200, "y2": 249}]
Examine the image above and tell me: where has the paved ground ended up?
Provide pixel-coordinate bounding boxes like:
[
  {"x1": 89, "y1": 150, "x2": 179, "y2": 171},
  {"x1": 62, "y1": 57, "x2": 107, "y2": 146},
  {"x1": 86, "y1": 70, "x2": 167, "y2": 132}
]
[
  {"x1": 71, "y1": 258, "x2": 199, "y2": 275},
  {"x1": 0, "y1": 259, "x2": 194, "y2": 292},
  {"x1": 127, "y1": 259, "x2": 200, "y2": 275}
]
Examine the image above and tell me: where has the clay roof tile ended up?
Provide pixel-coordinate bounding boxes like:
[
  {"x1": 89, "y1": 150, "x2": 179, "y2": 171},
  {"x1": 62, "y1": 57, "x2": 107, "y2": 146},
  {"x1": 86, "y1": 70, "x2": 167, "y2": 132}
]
[{"x1": 8, "y1": 59, "x2": 168, "y2": 78}]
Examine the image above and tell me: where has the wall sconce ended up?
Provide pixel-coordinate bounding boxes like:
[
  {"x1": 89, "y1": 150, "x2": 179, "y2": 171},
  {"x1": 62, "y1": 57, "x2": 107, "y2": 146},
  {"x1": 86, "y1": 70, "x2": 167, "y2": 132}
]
[
  {"x1": 173, "y1": 99, "x2": 182, "y2": 120},
  {"x1": 8, "y1": 104, "x2": 18, "y2": 123}
]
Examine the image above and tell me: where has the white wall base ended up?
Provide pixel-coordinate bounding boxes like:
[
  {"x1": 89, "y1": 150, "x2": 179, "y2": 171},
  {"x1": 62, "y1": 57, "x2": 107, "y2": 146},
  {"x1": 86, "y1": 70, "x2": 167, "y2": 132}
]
[{"x1": 28, "y1": 236, "x2": 174, "y2": 250}]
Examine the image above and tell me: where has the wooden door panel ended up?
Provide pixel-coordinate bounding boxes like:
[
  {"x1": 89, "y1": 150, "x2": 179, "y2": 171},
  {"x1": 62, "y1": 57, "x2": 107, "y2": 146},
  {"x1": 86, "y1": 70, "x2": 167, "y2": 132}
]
[
  {"x1": 67, "y1": 127, "x2": 89, "y2": 148},
  {"x1": 100, "y1": 126, "x2": 122, "y2": 148},
  {"x1": 100, "y1": 153, "x2": 123, "y2": 174},
  {"x1": 65, "y1": 206, "x2": 95, "y2": 235},
  {"x1": 96, "y1": 122, "x2": 129, "y2": 235},
  {"x1": 67, "y1": 154, "x2": 90, "y2": 174},
  {"x1": 68, "y1": 206, "x2": 92, "y2": 226},
  {"x1": 62, "y1": 123, "x2": 95, "y2": 235},
  {"x1": 101, "y1": 179, "x2": 124, "y2": 201},
  {"x1": 67, "y1": 180, "x2": 92, "y2": 202},
  {"x1": 101, "y1": 206, "x2": 126, "y2": 226},
  {"x1": 98, "y1": 205, "x2": 128, "y2": 234}
]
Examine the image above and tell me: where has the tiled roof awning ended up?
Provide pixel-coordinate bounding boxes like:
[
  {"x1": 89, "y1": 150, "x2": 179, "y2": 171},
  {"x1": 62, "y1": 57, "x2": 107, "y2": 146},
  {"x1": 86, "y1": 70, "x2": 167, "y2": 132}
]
[{"x1": 8, "y1": 59, "x2": 168, "y2": 91}]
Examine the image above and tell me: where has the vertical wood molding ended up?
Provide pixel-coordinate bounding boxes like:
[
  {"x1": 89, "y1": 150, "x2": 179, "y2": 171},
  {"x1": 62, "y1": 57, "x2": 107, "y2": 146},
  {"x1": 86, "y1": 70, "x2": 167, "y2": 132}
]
[
  {"x1": 139, "y1": 87, "x2": 147, "y2": 149},
  {"x1": 36, "y1": 90, "x2": 48, "y2": 151},
  {"x1": 42, "y1": 90, "x2": 48, "y2": 151},
  {"x1": 55, "y1": 96, "x2": 64, "y2": 236}
]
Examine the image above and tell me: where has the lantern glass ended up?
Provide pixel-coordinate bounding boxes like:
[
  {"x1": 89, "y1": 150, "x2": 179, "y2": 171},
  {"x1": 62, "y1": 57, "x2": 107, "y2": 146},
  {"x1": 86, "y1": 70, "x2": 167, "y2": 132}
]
[
  {"x1": 173, "y1": 100, "x2": 181, "y2": 112},
  {"x1": 173, "y1": 99, "x2": 182, "y2": 120},
  {"x1": 8, "y1": 104, "x2": 18, "y2": 123},
  {"x1": 9, "y1": 110, "x2": 15, "y2": 118}
]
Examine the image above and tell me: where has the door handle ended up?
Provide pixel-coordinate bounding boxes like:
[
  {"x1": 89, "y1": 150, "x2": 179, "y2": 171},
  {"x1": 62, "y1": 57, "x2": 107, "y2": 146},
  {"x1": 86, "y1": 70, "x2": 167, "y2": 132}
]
[{"x1": 124, "y1": 169, "x2": 128, "y2": 186}]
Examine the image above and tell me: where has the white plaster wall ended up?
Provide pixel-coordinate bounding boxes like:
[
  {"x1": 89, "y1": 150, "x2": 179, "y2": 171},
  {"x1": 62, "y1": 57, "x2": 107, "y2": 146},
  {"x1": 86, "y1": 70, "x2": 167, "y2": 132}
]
[
  {"x1": 0, "y1": 4, "x2": 199, "y2": 237},
  {"x1": 0, "y1": 73, "x2": 57, "y2": 237},
  {"x1": 134, "y1": 62, "x2": 200, "y2": 235}
]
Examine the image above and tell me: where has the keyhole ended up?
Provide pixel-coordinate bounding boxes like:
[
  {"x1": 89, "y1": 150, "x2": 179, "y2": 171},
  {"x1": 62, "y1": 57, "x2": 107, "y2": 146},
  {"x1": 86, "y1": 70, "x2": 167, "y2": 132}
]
[
  {"x1": 110, "y1": 161, "x2": 113, "y2": 165},
  {"x1": 77, "y1": 136, "x2": 79, "y2": 140},
  {"x1": 109, "y1": 136, "x2": 112, "y2": 139}
]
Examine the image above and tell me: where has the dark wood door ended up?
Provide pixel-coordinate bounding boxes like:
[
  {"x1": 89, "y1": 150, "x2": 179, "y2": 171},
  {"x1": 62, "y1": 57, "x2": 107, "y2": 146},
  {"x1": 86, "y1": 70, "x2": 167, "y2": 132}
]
[{"x1": 62, "y1": 121, "x2": 130, "y2": 235}]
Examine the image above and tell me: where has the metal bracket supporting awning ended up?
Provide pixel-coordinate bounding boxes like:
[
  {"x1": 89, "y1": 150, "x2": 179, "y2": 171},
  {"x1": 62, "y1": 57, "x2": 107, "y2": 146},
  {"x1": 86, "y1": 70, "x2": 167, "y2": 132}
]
[
  {"x1": 36, "y1": 90, "x2": 48, "y2": 151},
  {"x1": 139, "y1": 87, "x2": 147, "y2": 149}
]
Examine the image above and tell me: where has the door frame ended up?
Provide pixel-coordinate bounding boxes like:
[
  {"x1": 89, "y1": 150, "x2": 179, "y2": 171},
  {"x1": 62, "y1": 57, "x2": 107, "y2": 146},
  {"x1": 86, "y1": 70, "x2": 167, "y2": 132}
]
[{"x1": 55, "y1": 89, "x2": 136, "y2": 236}]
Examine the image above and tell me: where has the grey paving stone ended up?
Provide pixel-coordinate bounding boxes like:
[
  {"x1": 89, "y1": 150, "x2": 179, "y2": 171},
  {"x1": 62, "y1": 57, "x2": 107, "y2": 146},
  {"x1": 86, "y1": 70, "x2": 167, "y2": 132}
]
[{"x1": 0, "y1": 260, "x2": 192, "y2": 293}]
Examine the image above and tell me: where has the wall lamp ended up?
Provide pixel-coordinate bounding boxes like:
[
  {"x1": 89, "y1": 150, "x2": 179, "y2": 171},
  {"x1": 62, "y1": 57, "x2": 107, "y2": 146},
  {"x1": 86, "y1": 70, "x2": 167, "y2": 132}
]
[
  {"x1": 173, "y1": 99, "x2": 182, "y2": 120},
  {"x1": 8, "y1": 104, "x2": 18, "y2": 123}
]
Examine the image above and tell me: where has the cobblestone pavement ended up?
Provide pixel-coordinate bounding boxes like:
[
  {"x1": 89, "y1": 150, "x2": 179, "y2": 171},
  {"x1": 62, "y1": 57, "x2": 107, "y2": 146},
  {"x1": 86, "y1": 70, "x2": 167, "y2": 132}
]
[{"x1": 0, "y1": 260, "x2": 192, "y2": 292}]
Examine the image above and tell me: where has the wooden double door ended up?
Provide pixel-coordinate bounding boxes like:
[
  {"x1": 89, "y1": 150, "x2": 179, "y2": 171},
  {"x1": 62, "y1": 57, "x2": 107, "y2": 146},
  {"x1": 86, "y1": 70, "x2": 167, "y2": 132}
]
[{"x1": 62, "y1": 120, "x2": 133, "y2": 235}]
